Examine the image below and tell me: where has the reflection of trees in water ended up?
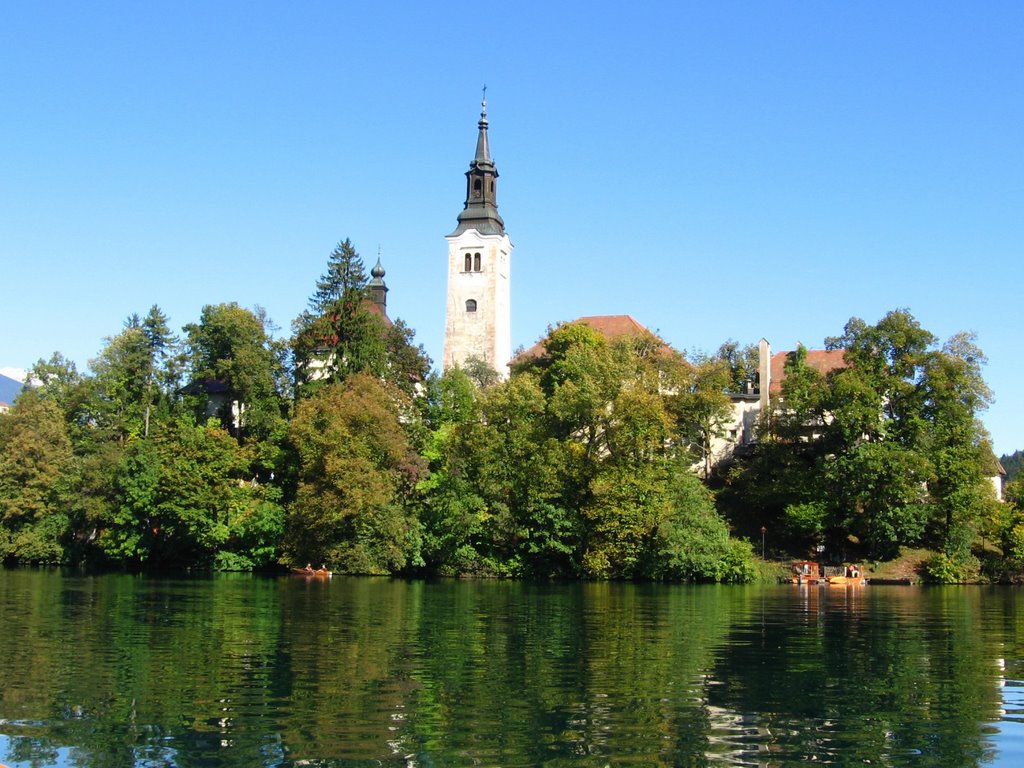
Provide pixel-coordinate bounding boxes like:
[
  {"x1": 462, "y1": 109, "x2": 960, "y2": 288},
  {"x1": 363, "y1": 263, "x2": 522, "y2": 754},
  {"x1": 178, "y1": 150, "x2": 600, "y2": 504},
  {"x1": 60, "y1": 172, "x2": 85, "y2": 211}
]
[
  {"x1": 391, "y1": 581, "x2": 747, "y2": 765},
  {"x1": 704, "y1": 586, "x2": 1004, "y2": 767},
  {"x1": 0, "y1": 575, "x2": 1011, "y2": 767}
]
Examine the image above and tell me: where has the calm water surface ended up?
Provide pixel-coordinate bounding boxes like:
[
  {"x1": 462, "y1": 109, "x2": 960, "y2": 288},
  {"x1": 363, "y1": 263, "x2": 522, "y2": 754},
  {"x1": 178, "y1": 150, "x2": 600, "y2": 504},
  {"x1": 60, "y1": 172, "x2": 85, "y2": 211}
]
[{"x1": 2, "y1": 570, "x2": 1024, "y2": 766}]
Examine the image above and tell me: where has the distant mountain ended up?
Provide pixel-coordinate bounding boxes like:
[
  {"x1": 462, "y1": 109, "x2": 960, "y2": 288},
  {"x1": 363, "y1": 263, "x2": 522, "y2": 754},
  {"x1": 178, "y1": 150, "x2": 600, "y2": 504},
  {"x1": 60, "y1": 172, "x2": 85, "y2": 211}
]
[{"x1": 0, "y1": 373, "x2": 24, "y2": 406}]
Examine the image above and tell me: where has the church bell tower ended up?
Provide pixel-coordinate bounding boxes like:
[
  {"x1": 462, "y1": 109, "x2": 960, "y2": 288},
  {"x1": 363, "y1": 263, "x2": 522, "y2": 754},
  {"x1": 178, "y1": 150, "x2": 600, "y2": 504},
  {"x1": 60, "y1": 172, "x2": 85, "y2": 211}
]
[{"x1": 443, "y1": 93, "x2": 512, "y2": 378}]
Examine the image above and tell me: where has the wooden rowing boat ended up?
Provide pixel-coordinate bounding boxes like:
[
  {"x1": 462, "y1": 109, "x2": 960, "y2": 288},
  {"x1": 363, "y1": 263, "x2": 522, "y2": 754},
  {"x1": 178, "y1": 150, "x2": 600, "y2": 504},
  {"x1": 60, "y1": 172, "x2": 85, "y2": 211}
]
[{"x1": 291, "y1": 567, "x2": 332, "y2": 578}]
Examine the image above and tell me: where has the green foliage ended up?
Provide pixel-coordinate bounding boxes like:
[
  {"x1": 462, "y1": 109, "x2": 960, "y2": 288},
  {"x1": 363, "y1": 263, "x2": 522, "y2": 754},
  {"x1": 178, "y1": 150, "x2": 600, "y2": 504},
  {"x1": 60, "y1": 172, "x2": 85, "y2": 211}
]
[
  {"x1": 285, "y1": 374, "x2": 424, "y2": 574},
  {"x1": 782, "y1": 501, "x2": 827, "y2": 544},
  {"x1": 184, "y1": 303, "x2": 287, "y2": 442},
  {"x1": 459, "y1": 355, "x2": 502, "y2": 389},
  {"x1": 665, "y1": 353, "x2": 733, "y2": 476},
  {"x1": 648, "y1": 469, "x2": 755, "y2": 583},
  {"x1": 416, "y1": 326, "x2": 754, "y2": 582},
  {"x1": 102, "y1": 438, "x2": 161, "y2": 563},
  {"x1": 723, "y1": 309, "x2": 997, "y2": 565},
  {"x1": 293, "y1": 239, "x2": 430, "y2": 399},
  {"x1": 828, "y1": 442, "x2": 932, "y2": 558},
  {"x1": 88, "y1": 417, "x2": 273, "y2": 569},
  {"x1": 716, "y1": 339, "x2": 760, "y2": 393},
  {"x1": 1001, "y1": 450, "x2": 1024, "y2": 482},
  {"x1": 1006, "y1": 477, "x2": 1024, "y2": 508},
  {"x1": 87, "y1": 325, "x2": 153, "y2": 441},
  {"x1": 222, "y1": 498, "x2": 286, "y2": 570},
  {"x1": 293, "y1": 239, "x2": 385, "y2": 390},
  {"x1": 0, "y1": 389, "x2": 76, "y2": 564},
  {"x1": 582, "y1": 462, "x2": 666, "y2": 578},
  {"x1": 1001, "y1": 517, "x2": 1024, "y2": 570},
  {"x1": 28, "y1": 352, "x2": 83, "y2": 417},
  {"x1": 13, "y1": 291, "x2": 1000, "y2": 581},
  {"x1": 923, "y1": 551, "x2": 981, "y2": 584}
]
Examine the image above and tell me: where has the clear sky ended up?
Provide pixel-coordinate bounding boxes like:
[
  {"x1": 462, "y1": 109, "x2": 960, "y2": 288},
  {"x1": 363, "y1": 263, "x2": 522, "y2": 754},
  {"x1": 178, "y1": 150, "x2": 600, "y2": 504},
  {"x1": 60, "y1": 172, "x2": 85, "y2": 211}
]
[{"x1": 2, "y1": 2, "x2": 1021, "y2": 453}]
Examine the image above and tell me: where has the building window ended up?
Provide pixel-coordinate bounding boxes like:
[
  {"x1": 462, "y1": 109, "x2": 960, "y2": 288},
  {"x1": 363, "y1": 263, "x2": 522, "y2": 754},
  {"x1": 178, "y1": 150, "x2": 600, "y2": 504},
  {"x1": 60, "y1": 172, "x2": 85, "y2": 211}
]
[
  {"x1": 473, "y1": 252, "x2": 481, "y2": 271},
  {"x1": 466, "y1": 299, "x2": 477, "y2": 312},
  {"x1": 464, "y1": 254, "x2": 472, "y2": 272}
]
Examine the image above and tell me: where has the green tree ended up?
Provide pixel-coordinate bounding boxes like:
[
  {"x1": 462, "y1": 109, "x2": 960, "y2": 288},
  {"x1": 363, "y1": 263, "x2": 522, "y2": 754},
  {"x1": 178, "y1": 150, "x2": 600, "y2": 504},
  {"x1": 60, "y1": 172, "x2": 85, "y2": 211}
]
[
  {"x1": 293, "y1": 239, "x2": 388, "y2": 391},
  {"x1": 723, "y1": 310, "x2": 997, "y2": 565},
  {"x1": 86, "y1": 325, "x2": 154, "y2": 442},
  {"x1": 0, "y1": 389, "x2": 76, "y2": 563},
  {"x1": 665, "y1": 354, "x2": 734, "y2": 477},
  {"x1": 716, "y1": 339, "x2": 760, "y2": 393},
  {"x1": 138, "y1": 304, "x2": 182, "y2": 437},
  {"x1": 460, "y1": 355, "x2": 502, "y2": 389},
  {"x1": 918, "y1": 334, "x2": 994, "y2": 539},
  {"x1": 1001, "y1": 450, "x2": 1024, "y2": 482},
  {"x1": 647, "y1": 467, "x2": 756, "y2": 582},
  {"x1": 183, "y1": 302, "x2": 287, "y2": 442},
  {"x1": 284, "y1": 373, "x2": 425, "y2": 574},
  {"x1": 478, "y1": 375, "x2": 577, "y2": 577},
  {"x1": 581, "y1": 460, "x2": 666, "y2": 578},
  {"x1": 417, "y1": 369, "x2": 490, "y2": 573},
  {"x1": 95, "y1": 421, "x2": 282, "y2": 570},
  {"x1": 293, "y1": 239, "x2": 432, "y2": 399},
  {"x1": 27, "y1": 352, "x2": 84, "y2": 418},
  {"x1": 827, "y1": 441, "x2": 933, "y2": 558}
]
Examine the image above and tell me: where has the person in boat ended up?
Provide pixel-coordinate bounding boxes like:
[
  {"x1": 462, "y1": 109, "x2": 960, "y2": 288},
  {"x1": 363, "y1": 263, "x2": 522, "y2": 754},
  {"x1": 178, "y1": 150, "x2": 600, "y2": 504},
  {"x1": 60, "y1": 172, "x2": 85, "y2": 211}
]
[{"x1": 304, "y1": 563, "x2": 314, "y2": 573}]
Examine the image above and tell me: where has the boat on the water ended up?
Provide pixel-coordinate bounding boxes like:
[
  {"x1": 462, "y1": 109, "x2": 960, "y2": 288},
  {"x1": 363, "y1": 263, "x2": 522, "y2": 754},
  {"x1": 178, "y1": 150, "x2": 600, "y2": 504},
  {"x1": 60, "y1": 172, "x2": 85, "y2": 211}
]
[
  {"x1": 291, "y1": 567, "x2": 332, "y2": 578},
  {"x1": 826, "y1": 574, "x2": 866, "y2": 586},
  {"x1": 790, "y1": 561, "x2": 866, "y2": 586},
  {"x1": 790, "y1": 560, "x2": 826, "y2": 584}
]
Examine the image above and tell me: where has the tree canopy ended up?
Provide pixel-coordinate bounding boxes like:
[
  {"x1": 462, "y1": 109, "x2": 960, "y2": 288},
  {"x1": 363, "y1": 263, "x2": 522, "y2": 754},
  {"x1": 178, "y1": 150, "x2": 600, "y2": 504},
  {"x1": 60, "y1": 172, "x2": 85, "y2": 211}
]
[{"x1": 0, "y1": 289, "x2": 1009, "y2": 584}]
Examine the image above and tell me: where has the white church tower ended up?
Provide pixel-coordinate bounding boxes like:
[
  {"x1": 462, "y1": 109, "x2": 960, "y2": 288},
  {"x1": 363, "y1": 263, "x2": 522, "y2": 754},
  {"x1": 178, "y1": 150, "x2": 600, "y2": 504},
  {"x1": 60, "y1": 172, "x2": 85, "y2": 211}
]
[{"x1": 443, "y1": 94, "x2": 512, "y2": 377}]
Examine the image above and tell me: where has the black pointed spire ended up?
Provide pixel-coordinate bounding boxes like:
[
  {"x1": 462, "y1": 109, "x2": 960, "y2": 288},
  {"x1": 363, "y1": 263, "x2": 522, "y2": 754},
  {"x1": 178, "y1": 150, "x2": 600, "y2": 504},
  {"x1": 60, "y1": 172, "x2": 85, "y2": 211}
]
[
  {"x1": 474, "y1": 89, "x2": 491, "y2": 164},
  {"x1": 449, "y1": 90, "x2": 505, "y2": 237}
]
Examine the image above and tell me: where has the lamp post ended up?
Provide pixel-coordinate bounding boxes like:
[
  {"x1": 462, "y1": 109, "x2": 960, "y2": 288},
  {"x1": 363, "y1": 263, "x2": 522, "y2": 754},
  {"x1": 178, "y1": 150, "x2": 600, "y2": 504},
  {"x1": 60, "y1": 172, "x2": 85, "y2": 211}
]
[{"x1": 760, "y1": 526, "x2": 767, "y2": 559}]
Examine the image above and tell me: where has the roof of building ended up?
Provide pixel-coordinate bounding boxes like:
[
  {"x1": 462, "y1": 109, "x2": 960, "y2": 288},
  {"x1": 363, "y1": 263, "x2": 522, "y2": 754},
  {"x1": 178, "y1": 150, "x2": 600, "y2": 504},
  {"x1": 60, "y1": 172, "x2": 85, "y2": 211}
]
[
  {"x1": 449, "y1": 96, "x2": 505, "y2": 237},
  {"x1": 769, "y1": 349, "x2": 848, "y2": 394},
  {"x1": 513, "y1": 314, "x2": 669, "y2": 365}
]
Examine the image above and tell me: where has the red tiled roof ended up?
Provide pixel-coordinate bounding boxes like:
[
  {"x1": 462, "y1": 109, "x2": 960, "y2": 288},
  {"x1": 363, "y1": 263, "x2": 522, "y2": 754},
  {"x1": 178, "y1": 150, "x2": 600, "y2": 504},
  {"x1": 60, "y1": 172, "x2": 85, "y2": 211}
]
[
  {"x1": 513, "y1": 315, "x2": 668, "y2": 365},
  {"x1": 365, "y1": 298, "x2": 393, "y2": 327},
  {"x1": 769, "y1": 349, "x2": 848, "y2": 394}
]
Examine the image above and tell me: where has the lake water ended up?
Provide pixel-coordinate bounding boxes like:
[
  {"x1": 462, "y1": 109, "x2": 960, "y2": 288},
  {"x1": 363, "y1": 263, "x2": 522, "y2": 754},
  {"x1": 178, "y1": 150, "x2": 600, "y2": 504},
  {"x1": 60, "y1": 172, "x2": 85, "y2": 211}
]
[{"x1": 2, "y1": 571, "x2": 1024, "y2": 767}]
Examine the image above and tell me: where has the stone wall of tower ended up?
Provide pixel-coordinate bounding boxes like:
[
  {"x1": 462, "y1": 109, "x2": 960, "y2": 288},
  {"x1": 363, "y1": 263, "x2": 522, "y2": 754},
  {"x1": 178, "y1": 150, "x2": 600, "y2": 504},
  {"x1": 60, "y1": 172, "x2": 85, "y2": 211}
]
[{"x1": 443, "y1": 229, "x2": 512, "y2": 377}]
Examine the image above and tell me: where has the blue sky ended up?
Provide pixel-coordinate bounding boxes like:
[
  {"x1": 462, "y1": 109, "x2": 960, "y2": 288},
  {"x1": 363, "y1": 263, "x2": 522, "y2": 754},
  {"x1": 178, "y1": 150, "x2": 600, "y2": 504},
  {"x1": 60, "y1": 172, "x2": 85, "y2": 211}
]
[{"x1": 2, "y1": 2, "x2": 1021, "y2": 453}]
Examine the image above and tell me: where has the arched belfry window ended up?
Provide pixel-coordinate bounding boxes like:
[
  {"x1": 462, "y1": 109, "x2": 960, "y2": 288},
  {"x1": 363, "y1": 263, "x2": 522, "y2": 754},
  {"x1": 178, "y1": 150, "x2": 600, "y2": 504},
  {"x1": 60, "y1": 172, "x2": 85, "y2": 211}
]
[
  {"x1": 464, "y1": 254, "x2": 472, "y2": 272},
  {"x1": 466, "y1": 299, "x2": 477, "y2": 313},
  {"x1": 473, "y1": 252, "x2": 481, "y2": 272},
  {"x1": 473, "y1": 178, "x2": 482, "y2": 197}
]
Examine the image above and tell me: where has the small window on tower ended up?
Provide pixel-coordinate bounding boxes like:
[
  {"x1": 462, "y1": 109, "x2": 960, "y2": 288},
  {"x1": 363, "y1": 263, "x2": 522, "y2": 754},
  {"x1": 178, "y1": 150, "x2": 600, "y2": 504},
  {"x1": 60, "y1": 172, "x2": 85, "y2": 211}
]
[
  {"x1": 466, "y1": 299, "x2": 477, "y2": 312},
  {"x1": 473, "y1": 253, "x2": 481, "y2": 271},
  {"x1": 464, "y1": 254, "x2": 472, "y2": 272},
  {"x1": 473, "y1": 178, "x2": 482, "y2": 197}
]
